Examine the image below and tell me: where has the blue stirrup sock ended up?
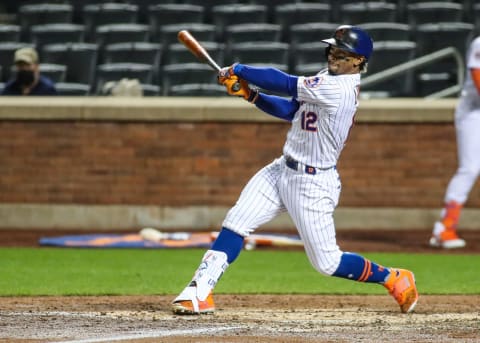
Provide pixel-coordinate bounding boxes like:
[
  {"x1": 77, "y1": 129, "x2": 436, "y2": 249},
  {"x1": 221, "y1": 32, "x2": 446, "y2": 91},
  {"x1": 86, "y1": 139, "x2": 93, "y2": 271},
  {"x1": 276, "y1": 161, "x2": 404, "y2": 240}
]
[
  {"x1": 211, "y1": 232, "x2": 392, "y2": 282},
  {"x1": 211, "y1": 227, "x2": 245, "y2": 264},
  {"x1": 332, "y1": 252, "x2": 391, "y2": 283}
]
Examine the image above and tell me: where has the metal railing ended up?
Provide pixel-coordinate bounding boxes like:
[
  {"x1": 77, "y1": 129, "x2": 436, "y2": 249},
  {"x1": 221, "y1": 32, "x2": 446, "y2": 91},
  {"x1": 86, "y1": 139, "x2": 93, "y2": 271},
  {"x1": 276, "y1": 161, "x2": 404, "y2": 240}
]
[{"x1": 361, "y1": 47, "x2": 465, "y2": 99}]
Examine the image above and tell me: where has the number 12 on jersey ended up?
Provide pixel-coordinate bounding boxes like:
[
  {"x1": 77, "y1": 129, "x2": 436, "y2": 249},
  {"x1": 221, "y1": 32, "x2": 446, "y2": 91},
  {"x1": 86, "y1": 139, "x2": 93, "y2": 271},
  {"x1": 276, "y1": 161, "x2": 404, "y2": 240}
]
[{"x1": 300, "y1": 111, "x2": 318, "y2": 132}]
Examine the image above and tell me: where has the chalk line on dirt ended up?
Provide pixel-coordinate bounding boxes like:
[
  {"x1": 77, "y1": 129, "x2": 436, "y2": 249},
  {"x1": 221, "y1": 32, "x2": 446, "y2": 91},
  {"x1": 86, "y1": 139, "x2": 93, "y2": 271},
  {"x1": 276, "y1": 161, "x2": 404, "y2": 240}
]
[{"x1": 55, "y1": 326, "x2": 244, "y2": 343}]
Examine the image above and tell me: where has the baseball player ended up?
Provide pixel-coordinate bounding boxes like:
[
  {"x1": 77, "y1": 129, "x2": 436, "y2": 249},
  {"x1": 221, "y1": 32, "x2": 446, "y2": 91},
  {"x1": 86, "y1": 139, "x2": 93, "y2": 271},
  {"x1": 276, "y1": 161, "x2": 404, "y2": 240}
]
[
  {"x1": 430, "y1": 35, "x2": 480, "y2": 249},
  {"x1": 172, "y1": 25, "x2": 418, "y2": 315}
]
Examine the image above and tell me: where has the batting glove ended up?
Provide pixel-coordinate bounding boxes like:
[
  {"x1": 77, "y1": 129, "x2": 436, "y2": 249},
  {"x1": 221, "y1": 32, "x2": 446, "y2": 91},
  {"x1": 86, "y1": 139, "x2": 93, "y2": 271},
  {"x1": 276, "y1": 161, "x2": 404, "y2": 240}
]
[{"x1": 221, "y1": 75, "x2": 259, "y2": 103}]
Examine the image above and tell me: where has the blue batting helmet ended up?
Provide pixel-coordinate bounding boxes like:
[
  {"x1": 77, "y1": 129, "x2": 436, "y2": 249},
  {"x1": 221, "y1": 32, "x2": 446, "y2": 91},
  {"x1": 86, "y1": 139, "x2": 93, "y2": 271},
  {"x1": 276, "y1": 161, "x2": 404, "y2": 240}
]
[{"x1": 321, "y1": 25, "x2": 373, "y2": 60}]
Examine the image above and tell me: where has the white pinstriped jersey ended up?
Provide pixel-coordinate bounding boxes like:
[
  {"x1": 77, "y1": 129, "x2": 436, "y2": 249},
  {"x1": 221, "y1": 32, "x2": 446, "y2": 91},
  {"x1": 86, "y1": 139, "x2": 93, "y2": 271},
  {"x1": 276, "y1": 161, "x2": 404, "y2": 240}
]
[
  {"x1": 222, "y1": 68, "x2": 364, "y2": 276},
  {"x1": 283, "y1": 69, "x2": 360, "y2": 168}
]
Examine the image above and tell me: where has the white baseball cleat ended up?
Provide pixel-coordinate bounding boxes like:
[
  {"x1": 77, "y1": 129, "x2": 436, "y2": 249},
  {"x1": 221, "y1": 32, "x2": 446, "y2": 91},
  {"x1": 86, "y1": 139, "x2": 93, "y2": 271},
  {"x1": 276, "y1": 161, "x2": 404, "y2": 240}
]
[
  {"x1": 429, "y1": 222, "x2": 466, "y2": 249},
  {"x1": 171, "y1": 282, "x2": 215, "y2": 315}
]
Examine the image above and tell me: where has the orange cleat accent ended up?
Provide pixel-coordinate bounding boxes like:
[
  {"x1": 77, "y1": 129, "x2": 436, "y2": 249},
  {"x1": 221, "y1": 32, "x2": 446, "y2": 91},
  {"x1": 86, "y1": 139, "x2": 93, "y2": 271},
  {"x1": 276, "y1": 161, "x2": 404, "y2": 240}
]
[
  {"x1": 441, "y1": 201, "x2": 462, "y2": 231},
  {"x1": 172, "y1": 291, "x2": 215, "y2": 315},
  {"x1": 430, "y1": 222, "x2": 466, "y2": 249},
  {"x1": 439, "y1": 229, "x2": 461, "y2": 241},
  {"x1": 430, "y1": 202, "x2": 466, "y2": 249},
  {"x1": 384, "y1": 268, "x2": 419, "y2": 313}
]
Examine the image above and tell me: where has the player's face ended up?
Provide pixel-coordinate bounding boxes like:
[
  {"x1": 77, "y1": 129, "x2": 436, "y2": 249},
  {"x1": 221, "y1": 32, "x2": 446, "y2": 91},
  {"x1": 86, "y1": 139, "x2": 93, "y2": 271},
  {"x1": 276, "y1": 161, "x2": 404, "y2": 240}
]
[{"x1": 327, "y1": 46, "x2": 364, "y2": 75}]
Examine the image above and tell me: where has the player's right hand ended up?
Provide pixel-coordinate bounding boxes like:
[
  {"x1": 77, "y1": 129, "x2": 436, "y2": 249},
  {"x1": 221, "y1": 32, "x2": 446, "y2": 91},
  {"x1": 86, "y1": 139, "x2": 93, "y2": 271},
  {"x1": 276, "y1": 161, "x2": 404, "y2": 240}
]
[{"x1": 221, "y1": 75, "x2": 247, "y2": 97}]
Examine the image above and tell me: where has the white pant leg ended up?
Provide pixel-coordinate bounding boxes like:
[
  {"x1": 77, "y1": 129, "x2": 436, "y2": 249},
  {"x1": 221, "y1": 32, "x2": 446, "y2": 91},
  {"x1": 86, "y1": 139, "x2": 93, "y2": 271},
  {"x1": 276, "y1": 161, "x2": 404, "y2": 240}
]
[
  {"x1": 279, "y1": 164, "x2": 343, "y2": 276},
  {"x1": 445, "y1": 107, "x2": 480, "y2": 204},
  {"x1": 222, "y1": 157, "x2": 286, "y2": 236}
]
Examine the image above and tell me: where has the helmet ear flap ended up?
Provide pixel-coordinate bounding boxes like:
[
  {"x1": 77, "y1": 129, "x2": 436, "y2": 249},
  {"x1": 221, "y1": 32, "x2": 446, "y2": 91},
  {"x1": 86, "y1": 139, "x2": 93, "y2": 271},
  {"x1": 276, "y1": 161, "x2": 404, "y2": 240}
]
[{"x1": 324, "y1": 45, "x2": 331, "y2": 60}]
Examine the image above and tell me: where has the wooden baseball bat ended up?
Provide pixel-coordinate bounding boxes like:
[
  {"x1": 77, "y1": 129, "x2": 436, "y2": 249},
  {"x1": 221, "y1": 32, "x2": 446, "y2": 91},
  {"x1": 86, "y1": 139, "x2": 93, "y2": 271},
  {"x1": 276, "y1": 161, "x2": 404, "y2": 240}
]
[{"x1": 177, "y1": 30, "x2": 241, "y2": 91}]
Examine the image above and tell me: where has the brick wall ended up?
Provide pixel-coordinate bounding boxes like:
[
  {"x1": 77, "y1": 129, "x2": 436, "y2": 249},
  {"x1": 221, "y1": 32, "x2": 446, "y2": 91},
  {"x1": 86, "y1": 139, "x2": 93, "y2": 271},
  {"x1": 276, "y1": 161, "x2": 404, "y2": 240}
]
[
  {"x1": 339, "y1": 122, "x2": 465, "y2": 207},
  {"x1": 1, "y1": 119, "x2": 477, "y2": 208}
]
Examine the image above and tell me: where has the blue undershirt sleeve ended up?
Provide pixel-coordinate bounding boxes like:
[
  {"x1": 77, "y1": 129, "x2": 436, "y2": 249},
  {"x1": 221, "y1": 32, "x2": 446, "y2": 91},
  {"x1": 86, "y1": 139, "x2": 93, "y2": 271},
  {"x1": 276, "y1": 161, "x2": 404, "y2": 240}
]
[
  {"x1": 254, "y1": 93, "x2": 299, "y2": 122},
  {"x1": 233, "y1": 64, "x2": 298, "y2": 98}
]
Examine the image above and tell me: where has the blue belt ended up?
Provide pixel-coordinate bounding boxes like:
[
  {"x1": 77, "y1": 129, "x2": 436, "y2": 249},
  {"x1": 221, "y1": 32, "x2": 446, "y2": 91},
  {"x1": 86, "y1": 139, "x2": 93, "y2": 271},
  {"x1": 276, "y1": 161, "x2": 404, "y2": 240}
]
[{"x1": 284, "y1": 156, "x2": 334, "y2": 175}]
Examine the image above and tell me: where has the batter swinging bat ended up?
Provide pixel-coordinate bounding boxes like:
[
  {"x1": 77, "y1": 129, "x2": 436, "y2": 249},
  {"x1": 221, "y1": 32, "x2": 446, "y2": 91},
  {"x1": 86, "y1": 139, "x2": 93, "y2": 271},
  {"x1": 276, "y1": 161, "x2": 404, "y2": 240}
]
[{"x1": 177, "y1": 30, "x2": 241, "y2": 92}]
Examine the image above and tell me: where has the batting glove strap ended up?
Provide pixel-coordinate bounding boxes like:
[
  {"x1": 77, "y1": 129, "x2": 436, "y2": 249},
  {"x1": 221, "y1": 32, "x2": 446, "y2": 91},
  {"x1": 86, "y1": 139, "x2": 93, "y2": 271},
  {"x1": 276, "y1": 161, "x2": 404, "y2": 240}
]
[{"x1": 247, "y1": 88, "x2": 259, "y2": 104}]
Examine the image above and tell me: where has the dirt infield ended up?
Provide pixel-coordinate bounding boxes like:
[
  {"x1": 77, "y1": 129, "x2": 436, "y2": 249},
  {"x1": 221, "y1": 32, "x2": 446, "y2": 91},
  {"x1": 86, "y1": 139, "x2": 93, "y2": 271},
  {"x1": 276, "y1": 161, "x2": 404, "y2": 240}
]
[
  {"x1": 1, "y1": 295, "x2": 479, "y2": 342},
  {"x1": 1, "y1": 229, "x2": 479, "y2": 342}
]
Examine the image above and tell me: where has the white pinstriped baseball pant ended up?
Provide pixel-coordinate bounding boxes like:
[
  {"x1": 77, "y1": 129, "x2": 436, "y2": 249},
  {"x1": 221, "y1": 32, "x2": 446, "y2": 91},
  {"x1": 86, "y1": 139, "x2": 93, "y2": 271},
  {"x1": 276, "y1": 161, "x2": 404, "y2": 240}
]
[
  {"x1": 445, "y1": 103, "x2": 480, "y2": 204},
  {"x1": 223, "y1": 156, "x2": 343, "y2": 275}
]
